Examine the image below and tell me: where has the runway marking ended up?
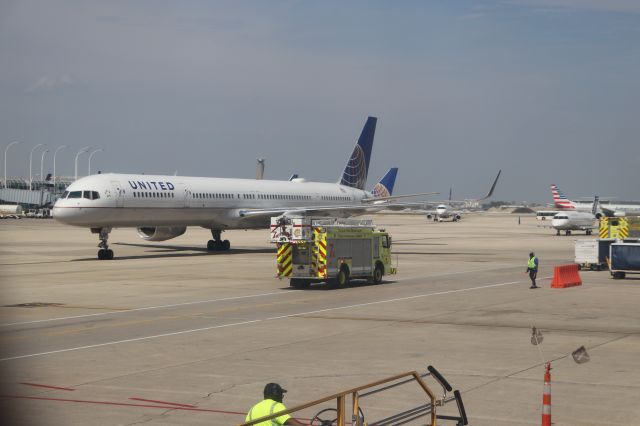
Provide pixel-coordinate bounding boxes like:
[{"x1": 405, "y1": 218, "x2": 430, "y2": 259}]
[
  {"x1": 19, "y1": 382, "x2": 75, "y2": 391},
  {"x1": 0, "y1": 263, "x2": 522, "y2": 328},
  {"x1": 0, "y1": 277, "x2": 549, "y2": 362},
  {"x1": 0, "y1": 292, "x2": 290, "y2": 327},
  {"x1": 0, "y1": 395, "x2": 246, "y2": 416},
  {"x1": 129, "y1": 397, "x2": 196, "y2": 408}
]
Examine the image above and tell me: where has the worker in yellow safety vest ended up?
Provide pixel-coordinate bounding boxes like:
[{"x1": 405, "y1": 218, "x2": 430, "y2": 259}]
[
  {"x1": 245, "y1": 383, "x2": 307, "y2": 426},
  {"x1": 527, "y1": 252, "x2": 539, "y2": 289}
]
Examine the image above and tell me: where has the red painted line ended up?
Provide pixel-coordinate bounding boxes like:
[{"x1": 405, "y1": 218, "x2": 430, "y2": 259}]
[
  {"x1": 19, "y1": 383, "x2": 75, "y2": 391},
  {"x1": 129, "y1": 397, "x2": 196, "y2": 408},
  {"x1": 1, "y1": 395, "x2": 246, "y2": 416}
]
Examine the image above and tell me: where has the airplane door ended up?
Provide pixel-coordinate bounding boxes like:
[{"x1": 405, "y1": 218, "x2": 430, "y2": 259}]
[
  {"x1": 111, "y1": 181, "x2": 124, "y2": 208},
  {"x1": 183, "y1": 186, "x2": 191, "y2": 208}
]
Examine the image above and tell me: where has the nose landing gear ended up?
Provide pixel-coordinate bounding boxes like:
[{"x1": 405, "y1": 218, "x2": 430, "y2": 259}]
[{"x1": 95, "y1": 227, "x2": 114, "y2": 260}]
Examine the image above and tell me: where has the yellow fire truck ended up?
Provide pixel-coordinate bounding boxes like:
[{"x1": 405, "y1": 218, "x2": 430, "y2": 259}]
[{"x1": 270, "y1": 216, "x2": 396, "y2": 288}]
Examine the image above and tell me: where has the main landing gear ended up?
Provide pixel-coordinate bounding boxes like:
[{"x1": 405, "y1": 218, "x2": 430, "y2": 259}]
[
  {"x1": 207, "y1": 229, "x2": 230, "y2": 251},
  {"x1": 95, "y1": 227, "x2": 114, "y2": 260}
]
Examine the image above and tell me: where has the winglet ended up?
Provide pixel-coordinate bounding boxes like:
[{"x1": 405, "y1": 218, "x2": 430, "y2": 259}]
[
  {"x1": 477, "y1": 170, "x2": 501, "y2": 201},
  {"x1": 371, "y1": 167, "x2": 398, "y2": 198},
  {"x1": 339, "y1": 116, "x2": 377, "y2": 190}
]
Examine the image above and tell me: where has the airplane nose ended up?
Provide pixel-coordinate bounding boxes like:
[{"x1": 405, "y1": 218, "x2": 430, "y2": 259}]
[{"x1": 52, "y1": 204, "x2": 83, "y2": 225}]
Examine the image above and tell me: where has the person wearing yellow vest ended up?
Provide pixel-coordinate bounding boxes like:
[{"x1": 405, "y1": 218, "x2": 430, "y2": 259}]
[
  {"x1": 245, "y1": 383, "x2": 307, "y2": 426},
  {"x1": 527, "y1": 252, "x2": 539, "y2": 289}
]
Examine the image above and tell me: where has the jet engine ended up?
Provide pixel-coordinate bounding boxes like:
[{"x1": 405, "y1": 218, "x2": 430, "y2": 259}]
[{"x1": 137, "y1": 226, "x2": 187, "y2": 241}]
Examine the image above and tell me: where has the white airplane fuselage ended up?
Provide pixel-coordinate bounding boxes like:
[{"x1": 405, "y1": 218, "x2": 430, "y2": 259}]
[
  {"x1": 53, "y1": 173, "x2": 372, "y2": 230},
  {"x1": 551, "y1": 211, "x2": 596, "y2": 233},
  {"x1": 427, "y1": 204, "x2": 461, "y2": 222},
  {"x1": 569, "y1": 202, "x2": 640, "y2": 217}
]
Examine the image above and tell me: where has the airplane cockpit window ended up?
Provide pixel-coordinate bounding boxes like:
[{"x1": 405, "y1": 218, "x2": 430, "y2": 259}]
[
  {"x1": 68, "y1": 191, "x2": 82, "y2": 199},
  {"x1": 62, "y1": 191, "x2": 69, "y2": 198},
  {"x1": 83, "y1": 191, "x2": 91, "y2": 199},
  {"x1": 555, "y1": 215, "x2": 568, "y2": 220},
  {"x1": 92, "y1": 191, "x2": 100, "y2": 200}
]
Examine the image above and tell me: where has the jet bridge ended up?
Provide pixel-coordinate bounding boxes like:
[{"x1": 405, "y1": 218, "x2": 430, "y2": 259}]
[{"x1": 239, "y1": 365, "x2": 467, "y2": 426}]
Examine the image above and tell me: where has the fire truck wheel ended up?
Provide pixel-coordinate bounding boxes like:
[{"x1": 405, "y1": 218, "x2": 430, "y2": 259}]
[
  {"x1": 335, "y1": 266, "x2": 350, "y2": 287},
  {"x1": 373, "y1": 264, "x2": 384, "y2": 284}
]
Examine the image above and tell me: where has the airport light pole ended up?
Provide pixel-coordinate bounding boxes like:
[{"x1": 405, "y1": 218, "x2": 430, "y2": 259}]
[
  {"x1": 4, "y1": 141, "x2": 21, "y2": 189},
  {"x1": 52, "y1": 145, "x2": 67, "y2": 187},
  {"x1": 40, "y1": 149, "x2": 49, "y2": 182},
  {"x1": 87, "y1": 148, "x2": 103, "y2": 175},
  {"x1": 29, "y1": 143, "x2": 46, "y2": 190},
  {"x1": 74, "y1": 146, "x2": 91, "y2": 181}
]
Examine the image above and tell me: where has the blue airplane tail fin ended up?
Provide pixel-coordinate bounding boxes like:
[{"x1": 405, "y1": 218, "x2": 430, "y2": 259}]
[
  {"x1": 339, "y1": 116, "x2": 377, "y2": 190},
  {"x1": 371, "y1": 167, "x2": 398, "y2": 198}
]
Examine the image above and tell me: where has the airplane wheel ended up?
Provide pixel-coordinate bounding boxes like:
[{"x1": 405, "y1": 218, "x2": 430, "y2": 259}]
[
  {"x1": 207, "y1": 240, "x2": 216, "y2": 251},
  {"x1": 98, "y1": 249, "x2": 105, "y2": 260},
  {"x1": 222, "y1": 240, "x2": 230, "y2": 250},
  {"x1": 107, "y1": 249, "x2": 114, "y2": 260}
]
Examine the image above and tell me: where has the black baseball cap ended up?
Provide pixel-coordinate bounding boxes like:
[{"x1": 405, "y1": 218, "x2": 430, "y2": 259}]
[{"x1": 264, "y1": 383, "x2": 287, "y2": 399}]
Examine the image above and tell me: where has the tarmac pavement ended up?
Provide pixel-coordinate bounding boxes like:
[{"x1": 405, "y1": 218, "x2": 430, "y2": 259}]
[{"x1": 0, "y1": 213, "x2": 638, "y2": 425}]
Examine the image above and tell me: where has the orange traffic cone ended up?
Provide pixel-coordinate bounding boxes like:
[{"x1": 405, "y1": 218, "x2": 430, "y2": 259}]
[{"x1": 542, "y1": 362, "x2": 551, "y2": 426}]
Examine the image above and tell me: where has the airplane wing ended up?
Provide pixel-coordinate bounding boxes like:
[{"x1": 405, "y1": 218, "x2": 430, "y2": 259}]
[
  {"x1": 238, "y1": 202, "x2": 412, "y2": 218},
  {"x1": 422, "y1": 169, "x2": 502, "y2": 206},
  {"x1": 360, "y1": 191, "x2": 440, "y2": 203}
]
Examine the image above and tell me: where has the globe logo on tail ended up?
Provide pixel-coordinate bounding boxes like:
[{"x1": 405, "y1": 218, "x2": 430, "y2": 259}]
[
  {"x1": 340, "y1": 145, "x2": 367, "y2": 190},
  {"x1": 372, "y1": 182, "x2": 390, "y2": 198}
]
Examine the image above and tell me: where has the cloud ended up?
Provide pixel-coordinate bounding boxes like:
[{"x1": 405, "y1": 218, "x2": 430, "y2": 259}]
[{"x1": 27, "y1": 74, "x2": 76, "y2": 93}]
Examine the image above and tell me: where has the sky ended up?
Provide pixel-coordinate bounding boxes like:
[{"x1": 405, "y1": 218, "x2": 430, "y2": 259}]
[{"x1": 1, "y1": 0, "x2": 639, "y2": 203}]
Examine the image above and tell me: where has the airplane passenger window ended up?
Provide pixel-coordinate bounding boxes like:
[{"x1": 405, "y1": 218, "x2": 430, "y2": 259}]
[
  {"x1": 68, "y1": 191, "x2": 82, "y2": 199},
  {"x1": 92, "y1": 191, "x2": 100, "y2": 199}
]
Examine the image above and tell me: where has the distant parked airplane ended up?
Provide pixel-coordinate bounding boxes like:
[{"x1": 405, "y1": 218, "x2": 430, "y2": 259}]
[
  {"x1": 551, "y1": 196, "x2": 598, "y2": 236},
  {"x1": 550, "y1": 184, "x2": 640, "y2": 218},
  {"x1": 425, "y1": 170, "x2": 501, "y2": 222}
]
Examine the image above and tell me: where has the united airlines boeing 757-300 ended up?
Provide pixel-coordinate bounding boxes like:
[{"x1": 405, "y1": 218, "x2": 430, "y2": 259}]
[{"x1": 53, "y1": 117, "x2": 433, "y2": 259}]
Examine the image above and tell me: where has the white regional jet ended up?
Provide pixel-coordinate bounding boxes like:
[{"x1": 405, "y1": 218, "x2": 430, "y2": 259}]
[
  {"x1": 551, "y1": 196, "x2": 599, "y2": 236},
  {"x1": 54, "y1": 117, "x2": 432, "y2": 259}
]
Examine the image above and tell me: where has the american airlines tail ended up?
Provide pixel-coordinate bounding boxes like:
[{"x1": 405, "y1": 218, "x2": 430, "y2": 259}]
[
  {"x1": 550, "y1": 184, "x2": 576, "y2": 210},
  {"x1": 371, "y1": 168, "x2": 398, "y2": 198},
  {"x1": 339, "y1": 116, "x2": 376, "y2": 190}
]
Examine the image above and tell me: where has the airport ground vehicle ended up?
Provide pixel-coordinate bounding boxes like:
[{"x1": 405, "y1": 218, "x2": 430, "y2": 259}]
[
  {"x1": 609, "y1": 242, "x2": 640, "y2": 279},
  {"x1": 536, "y1": 210, "x2": 558, "y2": 221},
  {"x1": 0, "y1": 204, "x2": 23, "y2": 216},
  {"x1": 574, "y1": 239, "x2": 615, "y2": 271},
  {"x1": 270, "y1": 216, "x2": 396, "y2": 288},
  {"x1": 599, "y1": 217, "x2": 640, "y2": 239}
]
